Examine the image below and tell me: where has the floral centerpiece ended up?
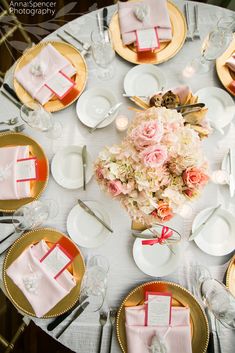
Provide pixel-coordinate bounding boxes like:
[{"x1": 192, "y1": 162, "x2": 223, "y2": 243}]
[{"x1": 95, "y1": 106, "x2": 209, "y2": 225}]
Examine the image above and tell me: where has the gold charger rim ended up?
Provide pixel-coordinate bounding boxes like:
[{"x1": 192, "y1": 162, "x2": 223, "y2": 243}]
[
  {"x1": 216, "y1": 37, "x2": 235, "y2": 97},
  {"x1": 0, "y1": 131, "x2": 49, "y2": 213},
  {"x1": 3, "y1": 227, "x2": 85, "y2": 318},
  {"x1": 110, "y1": 1, "x2": 187, "y2": 65},
  {"x1": 13, "y1": 40, "x2": 88, "y2": 112},
  {"x1": 116, "y1": 280, "x2": 209, "y2": 353},
  {"x1": 226, "y1": 254, "x2": 235, "y2": 295}
]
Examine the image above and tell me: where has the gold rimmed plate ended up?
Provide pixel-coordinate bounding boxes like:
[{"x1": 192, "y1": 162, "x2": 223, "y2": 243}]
[
  {"x1": 226, "y1": 254, "x2": 235, "y2": 297},
  {"x1": 109, "y1": 1, "x2": 186, "y2": 65},
  {"x1": 14, "y1": 41, "x2": 88, "y2": 112},
  {"x1": 116, "y1": 281, "x2": 209, "y2": 353},
  {"x1": 0, "y1": 132, "x2": 49, "y2": 213},
  {"x1": 3, "y1": 228, "x2": 85, "y2": 318},
  {"x1": 216, "y1": 37, "x2": 235, "y2": 96}
]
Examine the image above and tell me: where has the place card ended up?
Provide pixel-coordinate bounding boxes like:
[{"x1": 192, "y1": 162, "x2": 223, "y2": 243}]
[
  {"x1": 145, "y1": 291, "x2": 172, "y2": 326},
  {"x1": 45, "y1": 71, "x2": 75, "y2": 100},
  {"x1": 16, "y1": 157, "x2": 37, "y2": 182},
  {"x1": 136, "y1": 28, "x2": 160, "y2": 52}
]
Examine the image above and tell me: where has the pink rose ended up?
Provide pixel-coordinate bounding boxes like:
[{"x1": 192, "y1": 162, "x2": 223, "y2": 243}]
[
  {"x1": 183, "y1": 167, "x2": 209, "y2": 188},
  {"x1": 140, "y1": 145, "x2": 167, "y2": 168},
  {"x1": 151, "y1": 201, "x2": 173, "y2": 222},
  {"x1": 96, "y1": 166, "x2": 104, "y2": 180},
  {"x1": 130, "y1": 120, "x2": 163, "y2": 150},
  {"x1": 107, "y1": 180, "x2": 122, "y2": 196},
  {"x1": 184, "y1": 188, "x2": 198, "y2": 198}
]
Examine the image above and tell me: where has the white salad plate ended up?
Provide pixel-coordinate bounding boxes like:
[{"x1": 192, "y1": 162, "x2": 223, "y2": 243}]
[
  {"x1": 192, "y1": 206, "x2": 235, "y2": 256},
  {"x1": 51, "y1": 145, "x2": 93, "y2": 189},
  {"x1": 124, "y1": 64, "x2": 166, "y2": 97},
  {"x1": 67, "y1": 201, "x2": 111, "y2": 248},
  {"x1": 76, "y1": 87, "x2": 118, "y2": 128}
]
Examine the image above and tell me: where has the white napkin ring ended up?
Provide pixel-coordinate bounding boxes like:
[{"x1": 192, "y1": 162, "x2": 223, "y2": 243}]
[{"x1": 134, "y1": 4, "x2": 150, "y2": 23}]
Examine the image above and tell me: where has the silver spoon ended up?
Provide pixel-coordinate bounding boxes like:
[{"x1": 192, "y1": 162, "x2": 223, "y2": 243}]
[{"x1": 0, "y1": 117, "x2": 19, "y2": 125}]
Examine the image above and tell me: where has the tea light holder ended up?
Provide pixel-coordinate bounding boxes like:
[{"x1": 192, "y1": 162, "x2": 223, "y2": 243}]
[
  {"x1": 211, "y1": 170, "x2": 228, "y2": 185},
  {"x1": 115, "y1": 115, "x2": 129, "y2": 132}
]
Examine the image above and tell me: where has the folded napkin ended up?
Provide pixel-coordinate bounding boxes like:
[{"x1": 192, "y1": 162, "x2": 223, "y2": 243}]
[
  {"x1": 6, "y1": 240, "x2": 76, "y2": 317},
  {"x1": 118, "y1": 0, "x2": 172, "y2": 46},
  {"x1": 0, "y1": 146, "x2": 31, "y2": 200},
  {"x1": 125, "y1": 305, "x2": 192, "y2": 353},
  {"x1": 226, "y1": 53, "x2": 235, "y2": 72},
  {"x1": 15, "y1": 44, "x2": 76, "y2": 105}
]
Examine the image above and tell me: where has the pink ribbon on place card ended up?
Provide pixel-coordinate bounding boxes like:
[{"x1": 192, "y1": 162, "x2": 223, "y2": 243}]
[{"x1": 142, "y1": 226, "x2": 173, "y2": 246}]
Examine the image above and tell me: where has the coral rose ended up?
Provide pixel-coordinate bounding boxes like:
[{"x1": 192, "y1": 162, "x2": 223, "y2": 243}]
[{"x1": 183, "y1": 167, "x2": 209, "y2": 188}]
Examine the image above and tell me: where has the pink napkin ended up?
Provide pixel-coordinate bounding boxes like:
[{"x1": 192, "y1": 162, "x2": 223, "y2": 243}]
[
  {"x1": 172, "y1": 85, "x2": 190, "y2": 104},
  {"x1": 15, "y1": 44, "x2": 76, "y2": 105},
  {"x1": 0, "y1": 146, "x2": 31, "y2": 200},
  {"x1": 226, "y1": 53, "x2": 235, "y2": 72},
  {"x1": 125, "y1": 305, "x2": 192, "y2": 353},
  {"x1": 6, "y1": 240, "x2": 76, "y2": 318},
  {"x1": 118, "y1": 0, "x2": 172, "y2": 46}
]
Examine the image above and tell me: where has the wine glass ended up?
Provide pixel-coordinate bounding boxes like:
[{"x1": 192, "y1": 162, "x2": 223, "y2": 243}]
[
  {"x1": 91, "y1": 27, "x2": 115, "y2": 80},
  {"x1": 79, "y1": 255, "x2": 109, "y2": 312},
  {"x1": 217, "y1": 16, "x2": 235, "y2": 35},
  {"x1": 20, "y1": 102, "x2": 62, "y2": 139},
  {"x1": 13, "y1": 199, "x2": 58, "y2": 233}
]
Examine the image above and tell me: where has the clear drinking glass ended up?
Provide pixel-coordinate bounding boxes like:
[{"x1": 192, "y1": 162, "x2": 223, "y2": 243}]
[
  {"x1": 20, "y1": 102, "x2": 62, "y2": 139},
  {"x1": 12, "y1": 199, "x2": 58, "y2": 233},
  {"x1": 79, "y1": 255, "x2": 109, "y2": 312},
  {"x1": 91, "y1": 27, "x2": 115, "y2": 80}
]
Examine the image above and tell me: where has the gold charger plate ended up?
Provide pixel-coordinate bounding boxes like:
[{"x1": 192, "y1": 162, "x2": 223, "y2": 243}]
[
  {"x1": 117, "y1": 281, "x2": 209, "y2": 353},
  {"x1": 3, "y1": 228, "x2": 85, "y2": 318},
  {"x1": 109, "y1": 1, "x2": 186, "y2": 65},
  {"x1": 0, "y1": 132, "x2": 49, "y2": 213},
  {"x1": 216, "y1": 37, "x2": 235, "y2": 96},
  {"x1": 226, "y1": 254, "x2": 235, "y2": 297},
  {"x1": 13, "y1": 41, "x2": 88, "y2": 112}
]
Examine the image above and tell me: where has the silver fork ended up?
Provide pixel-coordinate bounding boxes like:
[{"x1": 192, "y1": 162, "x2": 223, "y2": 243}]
[
  {"x1": 184, "y1": 3, "x2": 193, "y2": 41},
  {"x1": 63, "y1": 29, "x2": 91, "y2": 52},
  {"x1": 98, "y1": 311, "x2": 108, "y2": 353},
  {"x1": 0, "y1": 117, "x2": 18, "y2": 125},
  {"x1": 193, "y1": 5, "x2": 201, "y2": 39},
  {"x1": 0, "y1": 124, "x2": 25, "y2": 133},
  {"x1": 108, "y1": 308, "x2": 117, "y2": 353}
]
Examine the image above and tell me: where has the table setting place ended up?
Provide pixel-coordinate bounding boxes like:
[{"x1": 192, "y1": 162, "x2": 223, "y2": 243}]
[{"x1": 0, "y1": 0, "x2": 235, "y2": 353}]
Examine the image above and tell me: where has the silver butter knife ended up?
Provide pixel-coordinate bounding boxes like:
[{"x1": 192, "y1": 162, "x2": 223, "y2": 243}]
[
  {"x1": 189, "y1": 204, "x2": 221, "y2": 241},
  {"x1": 78, "y1": 199, "x2": 113, "y2": 233},
  {"x1": 0, "y1": 219, "x2": 20, "y2": 224},
  {"x1": 89, "y1": 102, "x2": 122, "y2": 133},
  {"x1": 229, "y1": 148, "x2": 235, "y2": 198},
  {"x1": 81, "y1": 145, "x2": 87, "y2": 191}
]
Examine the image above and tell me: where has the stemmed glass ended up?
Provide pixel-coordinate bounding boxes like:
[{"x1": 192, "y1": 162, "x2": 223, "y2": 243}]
[
  {"x1": 79, "y1": 255, "x2": 109, "y2": 312},
  {"x1": 20, "y1": 102, "x2": 62, "y2": 139},
  {"x1": 91, "y1": 27, "x2": 115, "y2": 80}
]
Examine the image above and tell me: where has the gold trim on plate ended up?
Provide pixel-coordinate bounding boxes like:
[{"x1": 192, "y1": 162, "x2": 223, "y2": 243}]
[
  {"x1": 3, "y1": 228, "x2": 85, "y2": 318},
  {"x1": 216, "y1": 37, "x2": 235, "y2": 97},
  {"x1": 226, "y1": 254, "x2": 235, "y2": 297},
  {"x1": 116, "y1": 281, "x2": 209, "y2": 353},
  {"x1": 0, "y1": 132, "x2": 49, "y2": 213},
  {"x1": 13, "y1": 41, "x2": 88, "y2": 112},
  {"x1": 109, "y1": 1, "x2": 186, "y2": 65}
]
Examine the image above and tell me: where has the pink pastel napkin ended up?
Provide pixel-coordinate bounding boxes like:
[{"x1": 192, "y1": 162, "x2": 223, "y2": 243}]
[
  {"x1": 6, "y1": 240, "x2": 76, "y2": 318},
  {"x1": 15, "y1": 44, "x2": 76, "y2": 105},
  {"x1": 118, "y1": 0, "x2": 172, "y2": 46},
  {"x1": 172, "y1": 85, "x2": 190, "y2": 104},
  {"x1": 0, "y1": 146, "x2": 31, "y2": 200},
  {"x1": 226, "y1": 53, "x2": 235, "y2": 72},
  {"x1": 125, "y1": 305, "x2": 192, "y2": 353}
]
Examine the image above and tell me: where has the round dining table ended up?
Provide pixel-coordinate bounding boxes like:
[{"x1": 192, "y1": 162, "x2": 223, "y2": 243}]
[{"x1": 0, "y1": 0, "x2": 235, "y2": 352}]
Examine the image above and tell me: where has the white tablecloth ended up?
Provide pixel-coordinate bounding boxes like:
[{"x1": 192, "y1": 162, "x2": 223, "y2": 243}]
[{"x1": 0, "y1": 1, "x2": 235, "y2": 352}]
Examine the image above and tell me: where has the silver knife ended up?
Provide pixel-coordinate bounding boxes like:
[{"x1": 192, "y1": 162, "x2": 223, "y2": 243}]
[
  {"x1": 55, "y1": 301, "x2": 89, "y2": 339},
  {"x1": 81, "y1": 145, "x2": 87, "y2": 191},
  {"x1": 229, "y1": 148, "x2": 235, "y2": 198},
  {"x1": 78, "y1": 199, "x2": 113, "y2": 233},
  {"x1": 103, "y1": 7, "x2": 109, "y2": 42},
  {"x1": 189, "y1": 204, "x2": 221, "y2": 241},
  {"x1": 0, "y1": 219, "x2": 20, "y2": 224},
  {"x1": 89, "y1": 102, "x2": 122, "y2": 133}
]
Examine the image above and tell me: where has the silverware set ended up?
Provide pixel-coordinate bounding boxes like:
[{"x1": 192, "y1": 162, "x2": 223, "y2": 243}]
[
  {"x1": 97, "y1": 308, "x2": 117, "y2": 353},
  {"x1": 184, "y1": 3, "x2": 201, "y2": 41},
  {"x1": 57, "y1": 29, "x2": 91, "y2": 56}
]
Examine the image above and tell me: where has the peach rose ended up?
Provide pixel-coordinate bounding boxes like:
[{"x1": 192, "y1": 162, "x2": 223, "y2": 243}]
[
  {"x1": 140, "y1": 144, "x2": 167, "y2": 168},
  {"x1": 130, "y1": 120, "x2": 163, "y2": 150},
  {"x1": 107, "y1": 180, "x2": 122, "y2": 196},
  {"x1": 151, "y1": 201, "x2": 173, "y2": 222},
  {"x1": 183, "y1": 167, "x2": 209, "y2": 188}
]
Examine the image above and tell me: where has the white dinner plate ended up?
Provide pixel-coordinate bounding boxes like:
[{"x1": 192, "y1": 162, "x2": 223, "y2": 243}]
[
  {"x1": 67, "y1": 201, "x2": 111, "y2": 248},
  {"x1": 76, "y1": 87, "x2": 118, "y2": 128},
  {"x1": 51, "y1": 145, "x2": 93, "y2": 189},
  {"x1": 133, "y1": 229, "x2": 182, "y2": 277},
  {"x1": 195, "y1": 87, "x2": 235, "y2": 131},
  {"x1": 124, "y1": 64, "x2": 166, "y2": 97},
  {"x1": 192, "y1": 206, "x2": 235, "y2": 256}
]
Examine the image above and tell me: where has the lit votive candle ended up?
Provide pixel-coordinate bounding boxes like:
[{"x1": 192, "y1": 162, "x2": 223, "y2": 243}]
[
  {"x1": 177, "y1": 204, "x2": 193, "y2": 219},
  {"x1": 115, "y1": 115, "x2": 129, "y2": 132},
  {"x1": 211, "y1": 170, "x2": 228, "y2": 185}
]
